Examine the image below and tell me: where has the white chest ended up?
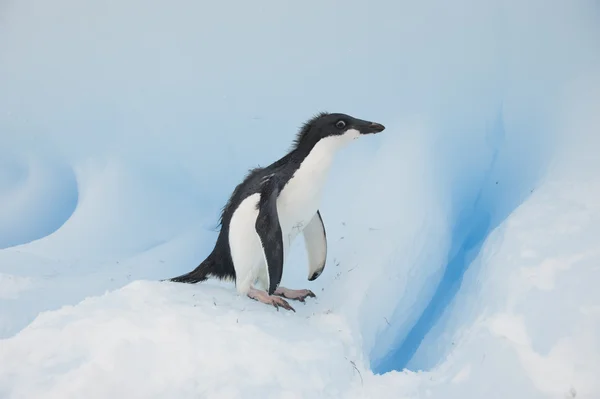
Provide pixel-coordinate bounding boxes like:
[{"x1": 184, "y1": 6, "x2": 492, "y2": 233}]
[{"x1": 276, "y1": 138, "x2": 337, "y2": 237}]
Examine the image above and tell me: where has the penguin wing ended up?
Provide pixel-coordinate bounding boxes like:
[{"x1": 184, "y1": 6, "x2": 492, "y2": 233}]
[
  {"x1": 303, "y1": 210, "x2": 327, "y2": 281},
  {"x1": 255, "y1": 180, "x2": 284, "y2": 295}
]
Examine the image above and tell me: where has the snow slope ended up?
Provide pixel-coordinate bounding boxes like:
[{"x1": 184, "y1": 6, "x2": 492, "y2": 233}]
[
  {"x1": 1, "y1": 0, "x2": 599, "y2": 398},
  {"x1": 1, "y1": 172, "x2": 598, "y2": 399}
]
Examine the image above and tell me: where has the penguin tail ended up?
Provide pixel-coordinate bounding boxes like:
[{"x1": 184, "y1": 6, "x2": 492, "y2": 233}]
[{"x1": 167, "y1": 257, "x2": 213, "y2": 284}]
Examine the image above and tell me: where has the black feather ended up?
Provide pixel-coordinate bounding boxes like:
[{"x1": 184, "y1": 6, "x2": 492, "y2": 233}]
[{"x1": 290, "y1": 111, "x2": 329, "y2": 151}]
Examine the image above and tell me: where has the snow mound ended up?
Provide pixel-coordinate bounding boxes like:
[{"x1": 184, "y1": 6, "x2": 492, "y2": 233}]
[{"x1": 0, "y1": 282, "x2": 361, "y2": 399}]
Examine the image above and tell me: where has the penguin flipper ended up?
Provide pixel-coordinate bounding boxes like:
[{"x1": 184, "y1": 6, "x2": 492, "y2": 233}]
[
  {"x1": 303, "y1": 210, "x2": 327, "y2": 281},
  {"x1": 255, "y1": 180, "x2": 284, "y2": 295}
]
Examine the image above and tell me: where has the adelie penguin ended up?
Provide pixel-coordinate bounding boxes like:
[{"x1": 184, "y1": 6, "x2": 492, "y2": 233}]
[{"x1": 169, "y1": 112, "x2": 385, "y2": 311}]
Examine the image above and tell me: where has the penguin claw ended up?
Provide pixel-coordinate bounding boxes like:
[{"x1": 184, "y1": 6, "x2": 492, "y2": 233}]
[
  {"x1": 247, "y1": 287, "x2": 296, "y2": 312},
  {"x1": 272, "y1": 297, "x2": 295, "y2": 312},
  {"x1": 273, "y1": 287, "x2": 316, "y2": 302}
]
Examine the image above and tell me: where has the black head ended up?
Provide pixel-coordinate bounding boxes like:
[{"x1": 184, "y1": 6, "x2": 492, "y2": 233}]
[{"x1": 292, "y1": 112, "x2": 385, "y2": 150}]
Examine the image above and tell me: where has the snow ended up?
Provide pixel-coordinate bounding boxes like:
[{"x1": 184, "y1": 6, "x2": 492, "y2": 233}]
[{"x1": 1, "y1": 0, "x2": 599, "y2": 398}]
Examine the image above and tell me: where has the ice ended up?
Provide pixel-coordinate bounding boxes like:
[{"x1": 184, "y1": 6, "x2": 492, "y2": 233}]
[{"x1": 1, "y1": 0, "x2": 599, "y2": 398}]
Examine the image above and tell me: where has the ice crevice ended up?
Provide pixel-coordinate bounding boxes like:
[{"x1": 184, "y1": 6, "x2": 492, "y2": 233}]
[{"x1": 370, "y1": 111, "x2": 540, "y2": 373}]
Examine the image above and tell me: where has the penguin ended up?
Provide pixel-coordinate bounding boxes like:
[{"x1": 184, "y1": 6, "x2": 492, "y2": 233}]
[{"x1": 168, "y1": 112, "x2": 385, "y2": 311}]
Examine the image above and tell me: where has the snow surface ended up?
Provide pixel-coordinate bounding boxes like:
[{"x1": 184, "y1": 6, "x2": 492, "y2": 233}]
[{"x1": 1, "y1": 0, "x2": 599, "y2": 398}]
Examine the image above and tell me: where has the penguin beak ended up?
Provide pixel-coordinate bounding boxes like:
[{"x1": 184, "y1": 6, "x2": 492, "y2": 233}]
[{"x1": 358, "y1": 121, "x2": 386, "y2": 134}]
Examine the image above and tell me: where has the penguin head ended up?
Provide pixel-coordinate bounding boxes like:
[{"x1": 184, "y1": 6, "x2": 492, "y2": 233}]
[
  {"x1": 322, "y1": 112, "x2": 385, "y2": 137},
  {"x1": 292, "y1": 112, "x2": 385, "y2": 149}
]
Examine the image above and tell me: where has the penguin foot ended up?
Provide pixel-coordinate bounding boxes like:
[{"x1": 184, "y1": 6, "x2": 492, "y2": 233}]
[
  {"x1": 247, "y1": 287, "x2": 295, "y2": 312},
  {"x1": 274, "y1": 287, "x2": 316, "y2": 303}
]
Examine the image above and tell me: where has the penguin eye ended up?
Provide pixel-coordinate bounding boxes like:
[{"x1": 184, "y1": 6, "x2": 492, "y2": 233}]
[{"x1": 335, "y1": 120, "x2": 346, "y2": 129}]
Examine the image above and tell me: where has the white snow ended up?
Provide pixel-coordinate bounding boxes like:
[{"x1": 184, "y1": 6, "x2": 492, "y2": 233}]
[{"x1": 1, "y1": 0, "x2": 599, "y2": 398}]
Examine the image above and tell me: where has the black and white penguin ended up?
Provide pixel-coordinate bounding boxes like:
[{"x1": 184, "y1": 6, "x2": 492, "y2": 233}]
[{"x1": 169, "y1": 112, "x2": 385, "y2": 311}]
